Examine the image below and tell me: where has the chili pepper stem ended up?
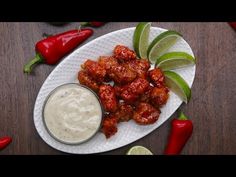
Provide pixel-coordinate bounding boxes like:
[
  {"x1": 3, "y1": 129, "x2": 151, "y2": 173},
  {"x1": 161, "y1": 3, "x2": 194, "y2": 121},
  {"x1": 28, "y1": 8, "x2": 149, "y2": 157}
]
[
  {"x1": 42, "y1": 33, "x2": 53, "y2": 38},
  {"x1": 23, "y1": 53, "x2": 44, "y2": 74},
  {"x1": 178, "y1": 111, "x2": 188, "y2": 120},
  {"x1": 80, "y1": 22, "x2": 90, "y2": 26}
]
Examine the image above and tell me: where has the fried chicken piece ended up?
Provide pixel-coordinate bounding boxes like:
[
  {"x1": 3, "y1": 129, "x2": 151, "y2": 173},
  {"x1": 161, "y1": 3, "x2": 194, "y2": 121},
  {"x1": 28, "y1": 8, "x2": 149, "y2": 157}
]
[
  {"x1": 101, "y1": 115, "x2": 118, "y2": 138},
  {"x1": 78, "y1": 70, "x2": 100, "y2": 92},
  {"x1": 82, "y1": 59, "x2": 106, "y2": 82},
  {"x1": 124, "y1": 59, "x2": 150, "y2": 79},
  {"x1": 117, "y1": 83, "x2": 138, "y2": 104},
  {"x1": 133, "y1": 102, "x2": 160, "y2": 125},
  {"x1": 114, "y1": 84, "x2": 126, "y2": 98},
  {"x1": 98, "y1": 56, "x2": 119, "y2": 71},
  {"x1": 120, "y1": 91, "x2": 139, "y2": 104},
  {"x1": 99, "y1": 85, "x2": 118, "y2": 112},
  {"x1": 114, "y1": 103, "x2": 134, "y2": 122},
  {"x1": 138, "y1": 85, "x2": 154, "y2": 103},
  {"x1": 150, "y1": 86, "x2": 169, "y2": 108},
  {"x1": 109, "y1": 64, "x2": 137, "y2": 85},
  {"x1": 113, "y1": 45, "x2": 136, "y2": 61},
  {"x1": 120, "y1": 78, "x2": 150, "y2": 104},
  {"x1": 98, "y1": 56, "x2": 119, "y2": 82},
  {"x1": 148, "y1": 68, "x2": 165, "y2": 88},
  {"x1": 127, "y1": 77, "x2": 150, "y2": 95}
]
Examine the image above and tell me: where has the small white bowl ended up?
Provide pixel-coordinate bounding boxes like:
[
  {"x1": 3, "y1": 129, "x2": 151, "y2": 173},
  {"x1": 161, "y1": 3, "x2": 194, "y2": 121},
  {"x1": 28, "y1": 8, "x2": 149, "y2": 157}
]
[{"x1": 42, "y1": 83, "x2": 103, "y2": 145}]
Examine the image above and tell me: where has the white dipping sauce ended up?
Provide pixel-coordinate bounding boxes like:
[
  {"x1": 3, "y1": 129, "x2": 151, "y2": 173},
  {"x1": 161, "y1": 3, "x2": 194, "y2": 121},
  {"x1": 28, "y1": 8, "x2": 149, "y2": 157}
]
[{"x1": 43, "y1": 84, "x2": 102, "y2": 144}]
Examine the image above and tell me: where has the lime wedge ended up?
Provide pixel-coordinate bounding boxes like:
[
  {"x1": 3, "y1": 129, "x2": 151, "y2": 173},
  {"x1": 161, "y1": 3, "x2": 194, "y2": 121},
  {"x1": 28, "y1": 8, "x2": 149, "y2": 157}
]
[
  {"x1": 155, "y1": 52, "x2": 196, "y2": 71},
  {"x1": 127, "y1": 146, "x2": 153, "y2": 155},
  {"x1": 164, "y1": 71, "x2": 191, "y2": 103},
  {"x1": 133, "y1": 22, "x2": 152, "y2": 59},
  {"x1": 147, "y1": 30, "x2": 182, "y2": 63}
]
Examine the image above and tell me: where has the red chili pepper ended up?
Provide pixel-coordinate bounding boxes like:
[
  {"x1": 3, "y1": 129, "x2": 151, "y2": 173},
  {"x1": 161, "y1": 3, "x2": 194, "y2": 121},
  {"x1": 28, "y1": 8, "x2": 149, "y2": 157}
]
[
  {"x1": 228, "y1": 22, "x2": 236, "y2": 31},
  {"x1": 81, "y1": 22, "x2": 105, "y2": 27},
  {"x1": 0, "y1": 137, "x2": 12, "y2": 151},
  {"x1": 164, "y1": 112, "x2": 193, "y2": 155},
  {"x1": 24, "y1": 29, "x2": 93, "y2": 74}
]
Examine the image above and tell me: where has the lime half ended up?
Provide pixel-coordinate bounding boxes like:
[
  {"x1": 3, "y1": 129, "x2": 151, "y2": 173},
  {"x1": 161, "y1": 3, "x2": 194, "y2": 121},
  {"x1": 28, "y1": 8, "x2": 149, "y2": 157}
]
[
  {"x1": 147, "y1": 30, "x2": 182, "y2": 63},
  {"x1": 164, "y1": 71, "x2": 191, "y2": 103},
  {"x1": 127, "y1": 146, "x2": 153, "y2": 155},
  {"x1": 133, "y1": 22, "x2": 151, "y2": 59},
  {"x1": 155, "y1": 52, "x2": 196, "y2": 71}
]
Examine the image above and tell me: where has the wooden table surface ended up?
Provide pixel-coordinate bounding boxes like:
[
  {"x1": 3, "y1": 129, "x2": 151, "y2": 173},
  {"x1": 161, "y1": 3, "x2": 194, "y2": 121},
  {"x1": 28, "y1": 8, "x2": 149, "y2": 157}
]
[{"x1": 0, "y1": 22, "x2": 235, "y2": 155}]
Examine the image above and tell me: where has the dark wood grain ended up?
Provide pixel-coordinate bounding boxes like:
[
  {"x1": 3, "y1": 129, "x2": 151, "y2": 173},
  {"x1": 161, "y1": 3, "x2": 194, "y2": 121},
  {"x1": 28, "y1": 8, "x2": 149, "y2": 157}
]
[{"x1": 0, "y1": 22, "x2": 235, "y2": 155}]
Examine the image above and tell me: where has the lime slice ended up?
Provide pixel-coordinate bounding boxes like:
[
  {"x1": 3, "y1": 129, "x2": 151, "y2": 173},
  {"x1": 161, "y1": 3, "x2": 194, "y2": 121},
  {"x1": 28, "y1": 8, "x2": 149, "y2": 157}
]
[
  {"x1": 133, "y1": 22, "x2": 151, "y2": 59},
  {"x1": 164, "y1": 71, "x2": 191, "y2": 103},
  {"x1": 127, "y1": 146, "x2": 153, "y2": 155},
  {"x1": 155, "y1": 52, "x2": 196, "y2": 71},
  {"x1": 147, "y1": 30, "x2": 182, "y2": 63}
]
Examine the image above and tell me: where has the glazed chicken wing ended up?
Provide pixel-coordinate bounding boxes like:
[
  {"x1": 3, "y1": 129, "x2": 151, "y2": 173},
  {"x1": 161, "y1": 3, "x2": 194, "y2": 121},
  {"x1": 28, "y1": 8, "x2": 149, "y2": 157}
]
[
  {"x1": 98, "y1": 56, "x2": 119, "y2": 82},
  {"x1": 124, "y1": 59, "x2": 150, "y2": 79},
  {"x1": 101, "y1": 115, "x2": 118, "y2": 138},
  {"x1": 99, "y1": 85, "x2": 118, "y2": 112},
  {"x1": 82, "y1": 59, "x2": 106, "y2": 82},
  {"x1": 98, "y1": 56, "x2": 119, "y2": 71},
  {"x1": 150, "y1": 86, "x2": 169, "y2": 107},
  {"x1": 78, "y1": 70, "x2": 100, "y2": 92},
  {"x1": 120, "y1": 78, "x2": 150, "y2": 104},
  {"x1": 133, "y1": 102, "x2": 160, "y2": 125},
  {"x1": 113, "y1": 45, "x2": 136, "y2": 61},
  {"x1": 113, "y1": 85, "x2": 125, "y2": 98},
  {"x1": 109, "y1": 64, "x2": 137, "y2": 85},
  {"x1": 128, "y1": 77, "x2": 150, "y2": 95},
  {"x1": 114, "y1": 103, "x2": 134, "y2": 122},
  {"x1": 138, "y1": 85, "x2": 154, "y2": 103},
  {"x1": 148, "y1": 68, "x2": 165, "y2": 88}
]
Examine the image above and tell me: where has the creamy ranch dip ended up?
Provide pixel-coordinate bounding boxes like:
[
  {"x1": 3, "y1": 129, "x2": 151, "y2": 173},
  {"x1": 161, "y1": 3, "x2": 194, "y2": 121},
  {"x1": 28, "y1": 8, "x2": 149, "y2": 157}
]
[{"x1": 43, "y1": 84, "x2": 102, "y2": 144}]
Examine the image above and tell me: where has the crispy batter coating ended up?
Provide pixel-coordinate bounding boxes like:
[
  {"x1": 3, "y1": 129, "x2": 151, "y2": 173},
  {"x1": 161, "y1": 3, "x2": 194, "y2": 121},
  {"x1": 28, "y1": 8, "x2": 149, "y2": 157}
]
[
  {"x1": 150, "y1": 86, "x2": 169, "y2": 107},
  {"x1": 133, "y1": 102, "x2": 160, "y2": 125},
  {"x1": 98, "y1": 56, "x2": 119, "y2": 82},
  {"x1": 124, "y1": 59, "x2": 150, "y2": 79},
  {"x1": 128, "y1": 78, "x2": 150, "y2": 95},
  {"x1": 98, "y1": 56, "x2": 119, "y2": 71},
  {"x1": 113, "y1": 45, "x2": 136, "y2": 61},
  {"x1": 101, "y1": 115, "x2": 118, "y2": 138},
  {"x1": 120, "y1": 78, "x2": 150, "y2": 104},
  {"x1": 99, "y1": 85, "x2": 118, "y2": 112},
  {"x1": 114, "y1": 103, "x2": 134, "y2": 122},
  {"x1": 78, "y1": 70, "x2": 100, "y2": 92},
  {"x1": 148, "y1": 68, "x2": 165, "y2": 87},
  {"x1": 109, "y1": 64, "x2": 137, "y2": 85},
  {"x1": 113, "y1": 84, "x2": 124, "y2": 98},
  {"x1": 115, "y1": 84, "x2": 138, "y2": 104},
  {"x1": 138, "y1": 85, "x2": 154, "y2": 103},
  {"x1": 82, "y1": 59, "x2": 106, "y2": 82},
  {"x1": 120, "y1": 91, "x2": 139, "y2": 104}
]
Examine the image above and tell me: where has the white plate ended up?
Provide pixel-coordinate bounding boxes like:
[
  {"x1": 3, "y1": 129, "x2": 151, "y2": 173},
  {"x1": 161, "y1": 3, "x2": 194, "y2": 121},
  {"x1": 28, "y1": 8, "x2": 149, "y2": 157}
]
[{"x1": 34, "y1": 27, "x2": 196, "y2": 154}]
